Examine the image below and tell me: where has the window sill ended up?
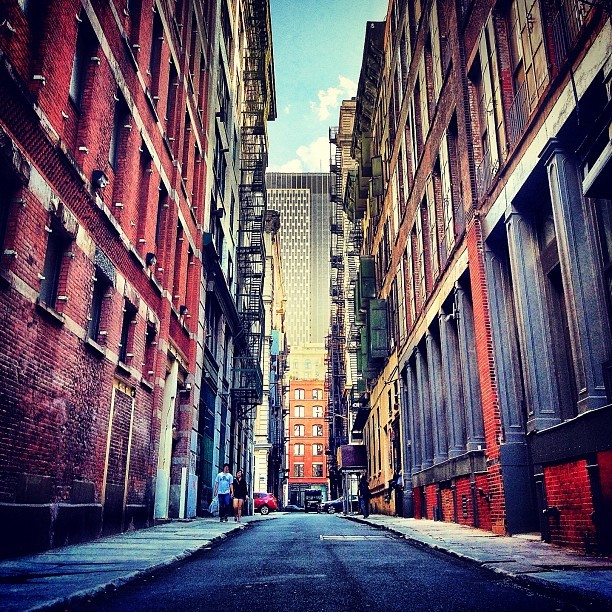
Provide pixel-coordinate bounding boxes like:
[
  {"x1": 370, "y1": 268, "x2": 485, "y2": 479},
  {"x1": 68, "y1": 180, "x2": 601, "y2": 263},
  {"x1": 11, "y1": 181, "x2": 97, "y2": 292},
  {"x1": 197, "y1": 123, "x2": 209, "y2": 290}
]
[
  {"x1": 84, "y1": 337, "x2": 106, "y2": 359},
  {"x1": 36, "y1": 299, "x2": 65, "y2": 325},
  {"x1": 140, "y1": 377, "x2": 153, "y2": 393},
  {"x1": 116, "y1": 361, "x2": 131, "y2": 377}
]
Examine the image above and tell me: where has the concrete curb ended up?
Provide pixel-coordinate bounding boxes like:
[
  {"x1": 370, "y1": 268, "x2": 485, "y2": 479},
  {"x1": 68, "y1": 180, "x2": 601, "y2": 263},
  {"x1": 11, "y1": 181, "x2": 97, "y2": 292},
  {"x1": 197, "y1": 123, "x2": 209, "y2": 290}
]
[
  {"x1": 32, "y1": 524, "x2": 248, "y2": 611},
  {"x1": 341, "y1": 516, "x2": 612, "y2": 610}
]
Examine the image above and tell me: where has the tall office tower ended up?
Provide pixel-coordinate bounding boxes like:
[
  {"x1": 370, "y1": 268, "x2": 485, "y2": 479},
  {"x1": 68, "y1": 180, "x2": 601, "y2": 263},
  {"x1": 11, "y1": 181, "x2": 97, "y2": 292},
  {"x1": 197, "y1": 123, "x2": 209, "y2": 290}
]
[{"x1": 266, "y1": 173, "x2": 332, "y2": 349}]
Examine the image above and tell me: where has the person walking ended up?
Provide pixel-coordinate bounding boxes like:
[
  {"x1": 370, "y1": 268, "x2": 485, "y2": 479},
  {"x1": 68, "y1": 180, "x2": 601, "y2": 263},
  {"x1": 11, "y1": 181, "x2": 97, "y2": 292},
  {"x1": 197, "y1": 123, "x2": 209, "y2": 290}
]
[
  {"x1": 358, "y1": 473, "x2": 371, "y2": 518},
  {"x1": 213, "y1": 463, "x2": 234, "y2": 522},
  {"x1": 232, "y1": 469, "x2": 248, "y2": 522}
]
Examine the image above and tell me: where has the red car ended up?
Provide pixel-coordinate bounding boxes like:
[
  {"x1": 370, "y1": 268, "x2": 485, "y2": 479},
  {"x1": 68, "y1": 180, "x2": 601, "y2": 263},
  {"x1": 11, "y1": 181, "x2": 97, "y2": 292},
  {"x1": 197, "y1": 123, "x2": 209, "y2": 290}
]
[{"x1": 253, "y1": 492, "x2": 278, "y2": 515}]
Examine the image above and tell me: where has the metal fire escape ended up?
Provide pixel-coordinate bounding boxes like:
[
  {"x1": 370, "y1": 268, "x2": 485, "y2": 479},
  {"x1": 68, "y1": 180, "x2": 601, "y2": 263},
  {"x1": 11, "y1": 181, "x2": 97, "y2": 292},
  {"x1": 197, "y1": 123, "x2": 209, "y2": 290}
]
[
  {"x1": 232, "y1": 0, "x2": 273, "y2": 416},
  {"x1": 326, "y1": 127, "x2": 348, "y2": 485}
]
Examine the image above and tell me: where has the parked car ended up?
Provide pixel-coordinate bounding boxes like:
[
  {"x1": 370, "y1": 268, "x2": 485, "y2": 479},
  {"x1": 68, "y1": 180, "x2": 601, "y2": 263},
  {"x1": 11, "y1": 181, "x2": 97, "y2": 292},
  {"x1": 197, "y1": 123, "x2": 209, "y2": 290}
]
[
  {"x1": 253, "y1": 492, "x2": 279, "y2": 515},
  {"x1": 283, "y1": 504, "x2": 305, "y2": 512},
  {"x1": 321, "y1": 497, "x2": 345, "y2": 514}
]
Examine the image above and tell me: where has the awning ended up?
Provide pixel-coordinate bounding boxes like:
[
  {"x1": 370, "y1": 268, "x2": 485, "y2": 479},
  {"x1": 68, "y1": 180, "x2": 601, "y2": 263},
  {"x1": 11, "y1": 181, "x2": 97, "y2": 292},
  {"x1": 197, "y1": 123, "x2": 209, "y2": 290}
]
[{"x1": 337, "y1": 444, "x2": 367, "y2": 472}]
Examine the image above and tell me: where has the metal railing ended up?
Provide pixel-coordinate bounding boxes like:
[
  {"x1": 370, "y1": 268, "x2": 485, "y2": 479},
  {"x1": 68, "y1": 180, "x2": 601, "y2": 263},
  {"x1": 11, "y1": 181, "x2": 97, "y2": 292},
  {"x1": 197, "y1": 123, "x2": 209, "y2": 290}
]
[
  {"x1": 551, "y1": 0, "x2": 592, "y2": 69},
  {"x1": 475, "y1": 148, "x2": 499, "y2": 200},
  {"x1": 507, "y1": 79, "x2": 530, "y2": 148}
]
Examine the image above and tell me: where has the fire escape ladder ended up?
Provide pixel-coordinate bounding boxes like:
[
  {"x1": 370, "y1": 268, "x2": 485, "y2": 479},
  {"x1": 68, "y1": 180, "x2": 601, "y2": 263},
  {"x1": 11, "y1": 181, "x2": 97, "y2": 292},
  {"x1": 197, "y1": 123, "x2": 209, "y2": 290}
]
[
  {"x1": 326, "y1": 127, "x2": 349, "y2": 476},
  {"x1": 232, "y1": 0, "x2": 272, "y2": 416}
]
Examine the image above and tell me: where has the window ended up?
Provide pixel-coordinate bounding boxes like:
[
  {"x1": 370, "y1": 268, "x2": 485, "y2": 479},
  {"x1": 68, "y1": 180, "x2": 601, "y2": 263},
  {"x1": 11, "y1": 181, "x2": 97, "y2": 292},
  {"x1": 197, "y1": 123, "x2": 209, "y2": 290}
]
[
  {"x1": 144, "y1": 322, "x2": 157, "y2": 381},
  {"x1": 430, "y1": 0, "x2": 443, "y2": 102},
  {"x1": 294, "y1": 388, "x2": 305, "y2": 400},
  {"x1": 165, "y1": 63, "x2": 179, "y2": 151},
  {"x1": 155, "y1": 186, "x2": 167, "y2": 247},
  {"x1": 39, "y1": 223, "x2": 70, "y2": 309},
  {"x1": 149, "y1": 13, "x2": 163, "y2": 94},
  {"x1": 213, "y1": 130, "x2": 227, "y2": 201},
  {"x1": 205, "y1": 298, "x2": 220, "y2": 357},
  {"x1": 69, "y1": 19, "x2": 96, "y2": 110},
  {"x1": 0, "y1": 173, "x2": 18, "y2": 259},
  {"x1": 312, "y1": 388, "x2": 323, "y2": 399},
  {"x1": 312, "y1": 443, "x2": 323, "y2": 456},
  {"x1": 294, "y1": 443, "x2": 304, "y2": 456},
  {"x1": 312, "y1": 405, "x2": 323, "y2": 418},
  {"x1": 473, "y1": 16, "x2": 505, "y2": 196},
  {"x1": 172, "y1": 224, "x2": 186, "y2": 307},
  {"x1": 416, "y1": 208, "x2": 427, "y2": 304},
  {"x1": 293, "y1": 463, "x2": 304, "y2": 478},
  {"x1": 312, "y1": 424, "x2": 323, "y2": 437},
  {"x1": 294, "y1": 405, "x2": 305, "y2": 418},
  {"x1": 109, "y1": 95, "x2": 128, "y2": 170},
  {"x1": 88, "y1": 267, "x2": 112, "y2": 343},
  {"x1": 507, "y1": 0, "x2": 548, "y2": 126},
  {"x1": 293, "y1": 424, "x2": 304, "y2": 437},
  {"x1": 439, "y1": 131, "x2": 454, "y2": 258},
  {"x1": 69, "y1": 21, "x2": 96, "y2": 110},
  {"x1": 118, "y1": 299, "x2": 137, "y2": 365},
  {"x1": 217, "y1": 69, "x2": 230, "y2": 123},
  {"x1": 312, "y1": 463, "x2": 323, "y2": 478}
]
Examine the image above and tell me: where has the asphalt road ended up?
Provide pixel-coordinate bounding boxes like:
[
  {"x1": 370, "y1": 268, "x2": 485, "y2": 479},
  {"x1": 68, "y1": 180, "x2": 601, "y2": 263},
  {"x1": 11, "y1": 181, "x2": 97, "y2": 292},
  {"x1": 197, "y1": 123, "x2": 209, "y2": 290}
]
[{"x1": 70, "y1": 513, "x2": 581, "y2": 612}]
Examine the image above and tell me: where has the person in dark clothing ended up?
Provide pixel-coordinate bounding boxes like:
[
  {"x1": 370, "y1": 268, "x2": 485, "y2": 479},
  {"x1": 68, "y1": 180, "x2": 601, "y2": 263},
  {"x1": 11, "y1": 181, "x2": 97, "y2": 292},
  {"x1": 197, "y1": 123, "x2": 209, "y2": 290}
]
[
  {"x1": 358, "y1": 473, "x2": 371, "y2": 518},
  {"x1": 232, "y1": 469, "x2": 249, "y2": 522}
]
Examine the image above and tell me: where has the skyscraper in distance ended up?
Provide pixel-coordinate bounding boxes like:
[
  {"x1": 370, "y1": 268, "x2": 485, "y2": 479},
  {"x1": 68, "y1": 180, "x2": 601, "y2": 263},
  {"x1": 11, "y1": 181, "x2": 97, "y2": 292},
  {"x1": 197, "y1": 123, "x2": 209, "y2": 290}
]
[{"x1": 267, "y1": 173, "x2": 332, "y2": 355}]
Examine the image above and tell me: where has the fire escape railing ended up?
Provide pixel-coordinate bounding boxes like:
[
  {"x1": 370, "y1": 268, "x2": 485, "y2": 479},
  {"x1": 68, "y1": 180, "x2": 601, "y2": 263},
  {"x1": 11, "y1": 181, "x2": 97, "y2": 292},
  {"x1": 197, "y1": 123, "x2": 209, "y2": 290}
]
[
  {"x1": 232, "y1": 0, "x2": 272, "y2": 416},
  {"x1": 326, "y1": 128, "x2": 349, "y2": 479}
]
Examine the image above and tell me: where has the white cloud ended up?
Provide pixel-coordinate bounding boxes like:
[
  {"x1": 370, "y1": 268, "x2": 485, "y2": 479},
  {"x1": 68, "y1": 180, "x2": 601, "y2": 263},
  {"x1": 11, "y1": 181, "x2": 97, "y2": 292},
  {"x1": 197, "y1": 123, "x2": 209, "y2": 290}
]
[
  {"x1": 310, "y1": 75, "x2": 357, "y2": 121},
  {"x1": 275, "y1": 158, "x2": 303, "y2": 172},
  {"x1": 269, "y1": 136, "x2": 330, "y2": 173}
]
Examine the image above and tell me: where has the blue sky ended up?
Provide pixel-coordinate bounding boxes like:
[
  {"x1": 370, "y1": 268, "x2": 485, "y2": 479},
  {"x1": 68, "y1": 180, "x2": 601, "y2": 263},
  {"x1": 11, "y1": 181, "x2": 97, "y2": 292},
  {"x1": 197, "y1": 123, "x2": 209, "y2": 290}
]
[{"x1": 267, "y1": 0, "x2": 388, "y2": 172}]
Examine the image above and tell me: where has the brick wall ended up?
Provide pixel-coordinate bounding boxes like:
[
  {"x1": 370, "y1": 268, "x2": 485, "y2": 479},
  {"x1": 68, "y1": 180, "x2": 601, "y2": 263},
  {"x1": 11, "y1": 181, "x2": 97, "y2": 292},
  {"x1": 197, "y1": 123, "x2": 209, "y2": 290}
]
[
  {"x1": 544, "y1": 459, "x2": 596, "y2": 551},
  {"x1": 0, "y1": 0, "x2": 210, "y2": 554}
]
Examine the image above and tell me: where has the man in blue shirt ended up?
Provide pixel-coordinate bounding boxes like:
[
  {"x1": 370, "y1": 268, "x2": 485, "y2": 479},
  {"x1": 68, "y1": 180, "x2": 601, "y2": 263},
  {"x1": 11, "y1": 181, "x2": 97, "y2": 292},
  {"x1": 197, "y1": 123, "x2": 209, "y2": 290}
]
[{"x1": 213, "y1": 463, "x2": 234, "y2": 522}]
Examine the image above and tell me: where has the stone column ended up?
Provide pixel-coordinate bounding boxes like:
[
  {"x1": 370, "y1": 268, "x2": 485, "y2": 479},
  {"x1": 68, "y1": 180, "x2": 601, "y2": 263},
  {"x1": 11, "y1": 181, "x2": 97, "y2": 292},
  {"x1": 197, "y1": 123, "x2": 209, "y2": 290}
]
[
  {"x1": 543, "y1": 139, "x2": 612, "y2": 413},
  {"x1": 484, "y1": 245, "x2": 526, "y2": 443},
  {"x1": 438, "y1": 308, "x2": 467, "y2": 457},
  {"x1": 415, "y1": 345, "x2": 434, "y2": 469},
  {"x1": 505, "y1": 206, "x2": 561, "y2": 431},
  {"x1": 399, "y1": 369, "x2": 414, "y2": 517},
  {"x1": 426, "y1": 330, "x2": 448, "y2": 463},
  {"x1": 406, "y1": 360, "x2": 422, "y2": 474},
  {"x1": 455, "y1": 284, "x2": 486, "y2": 450}
]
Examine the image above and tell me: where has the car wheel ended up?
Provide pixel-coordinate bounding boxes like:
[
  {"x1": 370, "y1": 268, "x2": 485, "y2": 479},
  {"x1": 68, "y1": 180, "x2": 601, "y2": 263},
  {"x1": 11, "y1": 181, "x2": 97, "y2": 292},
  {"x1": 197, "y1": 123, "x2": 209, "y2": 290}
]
[
  {"x1": 327, "y1": 506, "x2": 336, "y2": 514},
  {"x1": 260, "y1": 505, "x2": 270, "y2": 515}
]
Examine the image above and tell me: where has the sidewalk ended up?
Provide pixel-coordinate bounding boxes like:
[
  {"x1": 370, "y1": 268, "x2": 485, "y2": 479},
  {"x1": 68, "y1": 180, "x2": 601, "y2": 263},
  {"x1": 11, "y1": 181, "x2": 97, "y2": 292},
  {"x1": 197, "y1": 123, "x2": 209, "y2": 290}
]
[
  {"x1": 341, "y1": 514, "x2": 612, "y2": 609},
  {"x1": 1, "y1": 512, "x2": 611, "y2": 611},
  {"x1": 0, "y1": 514, "x2": 273, "y2": 611}
]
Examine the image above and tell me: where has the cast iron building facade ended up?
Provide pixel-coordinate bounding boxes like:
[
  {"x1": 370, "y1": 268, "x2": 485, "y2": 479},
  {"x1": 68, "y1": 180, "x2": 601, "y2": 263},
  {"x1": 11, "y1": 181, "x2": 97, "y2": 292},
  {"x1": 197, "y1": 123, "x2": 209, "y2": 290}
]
[{"x1": 347, "y1": 0, "x2": 611, "y2": 553}]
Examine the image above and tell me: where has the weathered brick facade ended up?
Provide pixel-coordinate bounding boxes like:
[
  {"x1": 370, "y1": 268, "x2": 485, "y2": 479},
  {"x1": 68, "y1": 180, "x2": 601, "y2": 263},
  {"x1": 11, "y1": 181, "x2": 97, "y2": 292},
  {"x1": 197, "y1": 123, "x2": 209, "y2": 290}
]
[{"x1": 0, "y1": 0, "x2": 240, "y2": 556}]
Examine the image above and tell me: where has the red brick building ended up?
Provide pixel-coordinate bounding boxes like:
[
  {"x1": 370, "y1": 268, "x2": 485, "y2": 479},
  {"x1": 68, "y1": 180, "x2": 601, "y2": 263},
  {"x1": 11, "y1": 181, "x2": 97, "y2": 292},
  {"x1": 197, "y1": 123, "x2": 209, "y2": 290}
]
[
  {"x1": 287, "y1": 379, "x2": 329, "y2": 505},
  {"x1": 0, "y1": 0, "x2": 237, "y2": 556},
  {"x1": 348, "y1": 0, "x2": 611, "y2": 553}
]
